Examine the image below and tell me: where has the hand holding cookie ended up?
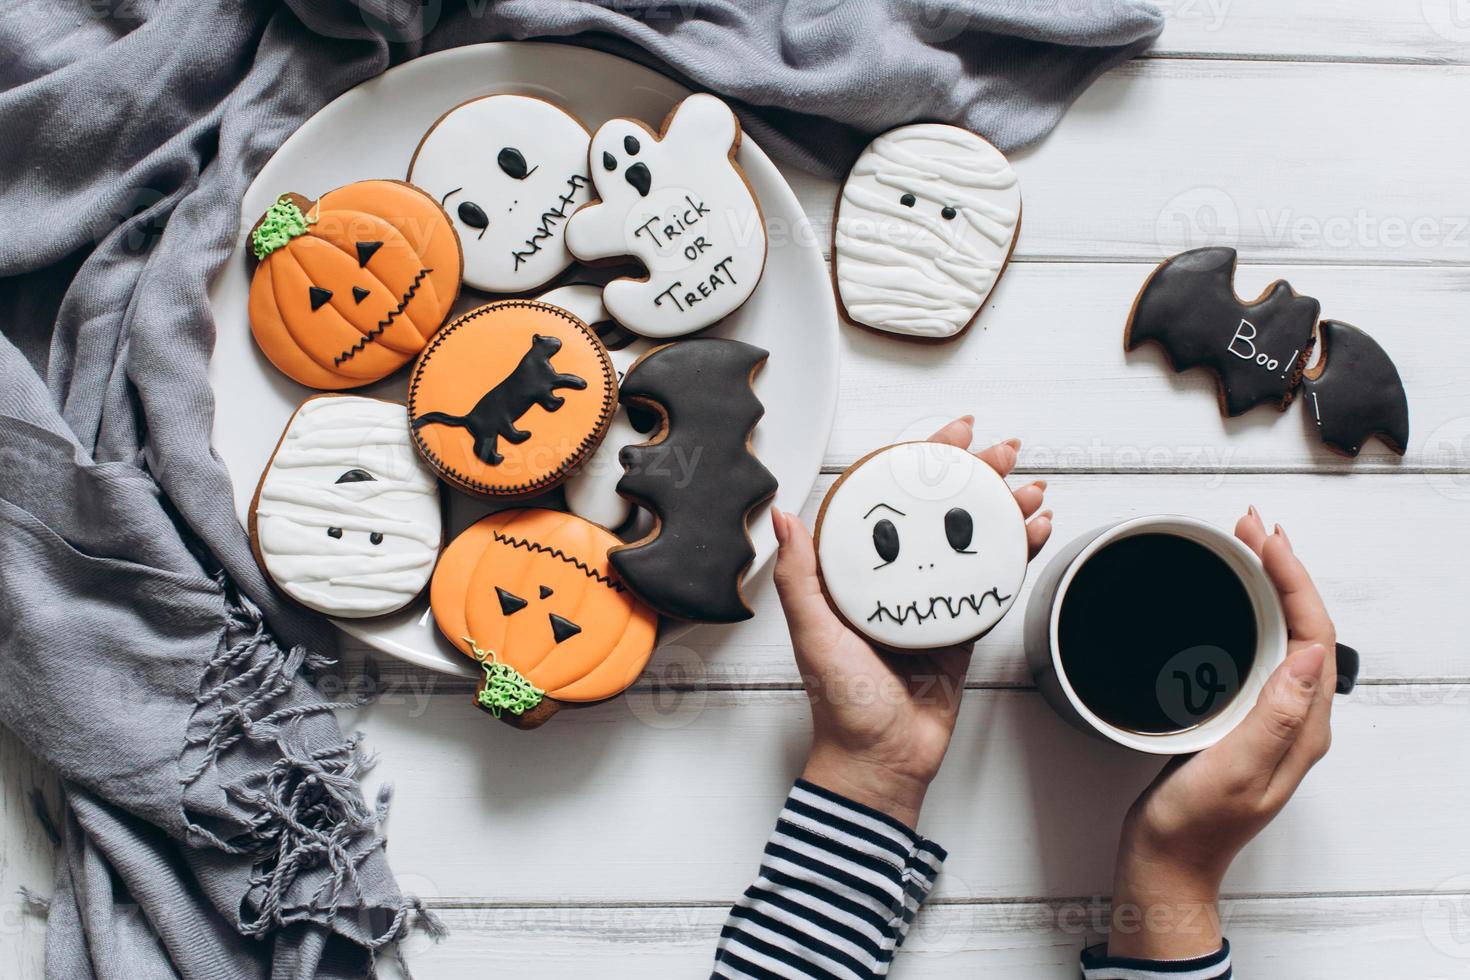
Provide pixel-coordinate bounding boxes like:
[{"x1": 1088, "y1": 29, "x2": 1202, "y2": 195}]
[{"x1": 773, "y1": 418, "x2": 1052, "y2": 828}]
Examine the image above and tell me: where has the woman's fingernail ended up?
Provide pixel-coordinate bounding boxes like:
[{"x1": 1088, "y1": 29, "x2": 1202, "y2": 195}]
[
  {"x1": 1248, "y1": 504, "x2": 1260, "y2": 521},
  {"x1": 1033, "y1": 479, "x2": 1048, "y2": 491},
  {"x1": 959, "y1": 414, "x2": 975, "y2": 426},
  {"x1": 1275, "y1": 523, "x2": 1292, "y2": 548},
  {"x1": 1039, "y1": 509, "x2": 1053, "y2": 521},
  {"x1": 1005, "y1": 437, "x2": 1022, "y2": 450},
  {"x1": 1288, "y1": 644, "x2": 1326, "y2": 690},
  {"x1": 772, "y1": 509, "x2": 789, "y2": 545}
]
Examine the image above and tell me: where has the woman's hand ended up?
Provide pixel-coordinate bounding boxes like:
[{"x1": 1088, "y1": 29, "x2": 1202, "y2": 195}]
[
  {"x1": 770, "y1": 417, "x2": 1053, "y2": 828},
  {"x1": 1108, "y1": 506, "x2": 1339, "y2": 958}
]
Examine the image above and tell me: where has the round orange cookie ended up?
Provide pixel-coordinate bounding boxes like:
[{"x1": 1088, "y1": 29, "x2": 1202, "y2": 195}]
[
  {"x1": 431, "y1": 509, "x2": 658, "y2": 729},
  {"x1": 408, "y1": 301, "x2": 616, "y2": 497},
  {"x1": 247, "y1": 180, "x2": 461, "y2": 389}
]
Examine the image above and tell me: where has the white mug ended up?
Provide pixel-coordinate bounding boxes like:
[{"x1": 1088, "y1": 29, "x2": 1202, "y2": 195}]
[{"x1": 1023, "y1": 515, "x2": 1291, "y2": 755}]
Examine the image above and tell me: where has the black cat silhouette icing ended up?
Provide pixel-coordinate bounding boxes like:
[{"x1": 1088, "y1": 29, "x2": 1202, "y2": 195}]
[
  {"x1": 413, "y1": 333, "x2": 587, "y2": 465},
  {"x1": 1126, "y1": 246, "x2": 1318, "y2": 416}
]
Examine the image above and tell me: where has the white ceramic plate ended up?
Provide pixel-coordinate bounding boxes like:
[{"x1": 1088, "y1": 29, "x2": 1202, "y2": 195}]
[{"x1": 208, "y1": 42, "x2": 839, "y2": 676}]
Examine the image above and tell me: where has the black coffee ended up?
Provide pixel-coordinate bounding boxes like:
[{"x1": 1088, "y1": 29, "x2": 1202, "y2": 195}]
[{"x1": 1058, "y1": 533, "x2": 1256, "y2": 734}]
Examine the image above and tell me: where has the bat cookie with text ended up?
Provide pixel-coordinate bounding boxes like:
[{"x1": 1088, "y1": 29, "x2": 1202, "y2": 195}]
[
  {"x1": 431, "y1": 509, "x2": 658, "y2": 730},
  {"x1": 248, "y1": 180, "x2": 461, "y2": 389},
  {"x1": 1302, "y1": 319, "x2": 1410, "y2": 457},
  {"x1": 814, "y1": 441, "x2": 1028, "y2": 651},
  {"x1": 610, "y1": 339, "x2": 778, "y2": 623},
  {"x1": 564, "y1": 94, "x2": 767, "y2": 338},
  {"x1": 1125, "y1": 246, "x2": 1317, "y2": 416},
  {"x1": 408, "y1": 300, "x2": 616, "y2": 497}
]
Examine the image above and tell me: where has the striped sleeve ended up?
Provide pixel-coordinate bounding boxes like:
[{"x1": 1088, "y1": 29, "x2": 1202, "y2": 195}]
[
  {"x1": 1081, "y1": 939, "x2": 1232, "y2": 979},
  {"x1": 711, "y1": 779, "x2": 947, "y2": 979}
]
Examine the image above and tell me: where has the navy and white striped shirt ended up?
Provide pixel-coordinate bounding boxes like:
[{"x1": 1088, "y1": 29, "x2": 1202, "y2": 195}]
[{"x1": 713, "y1": 780, "x2": 1231, "y2": 979}]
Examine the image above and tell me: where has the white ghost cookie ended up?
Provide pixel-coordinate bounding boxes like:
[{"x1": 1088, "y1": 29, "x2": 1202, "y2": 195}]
[
  {"x1": 565, "y1": 94, "x2": 766, "y2": 338},
  {"x1": 536, "y1": 284, "x2": 652, "y2": 530},
  {"x1": 814, "y1": 442, "x2": 1027, "y2": 650},
  {"x1": 409, "y1": 94, "x2": 591, "y2": 293},
  {"x1": 251, "y1": 395, "x2": 442, "y2": 619},
  {"x1": 834, "y1": 124, "x2": 1021, "y2": 340}
]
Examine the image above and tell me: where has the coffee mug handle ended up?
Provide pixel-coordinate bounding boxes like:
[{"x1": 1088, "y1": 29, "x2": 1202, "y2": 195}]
[{"x1": 1335, "y1": 643, "x2": 1361, "y2": 695}]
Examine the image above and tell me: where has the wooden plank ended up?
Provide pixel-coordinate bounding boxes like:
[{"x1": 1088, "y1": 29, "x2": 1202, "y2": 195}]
[
  {"x1": 387, "y1": 894, "x2": 1470, "y2": 978},
  {"x1": 1153, "y1": 0, "x2": 1470, "y2": 65},
  {"x1": 351, "y1": 472, "x2": 1470, "y2": 688},
  {"x1": 785, "y1": 61, "x2": 1470, "y2": 265},
  {"x1": 0, "y1": 726, "x2": 60, "y2": 980},
  {"x1": 357, "y1": 684, "x2": 1470, "y2": 903}
]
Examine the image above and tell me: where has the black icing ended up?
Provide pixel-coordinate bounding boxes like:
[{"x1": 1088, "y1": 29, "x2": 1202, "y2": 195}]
[
  {"x1": 899, "y1": 193, "x2": 916, "y2": 207},
  {"x1": 369, "y1": 532, "x2": 384, "y2": 546},
  {"x1": 944, "y1": 507, "x2": 973, "y2": 552},
  {"x1": 498, "y1": 147, "x2": 531, "y2": 180},
  {"x1": 496, "y1": 586, "x2": 528, "y2": 616},
  {"x1": 308, "y1": 285, "x2": 332, "y2": 311},
  {"x1": 548, "y1": 613, "x2": 582, "y2": 644},
  {"x1": 456, "y1": 201, "x2": 488, "y2": 234},
  {"x1": 351, "y1": 285, "x2": 370, "y2": 304},
  {"x1": 412, "y1": 333, "x2": 587, "y2": 466},
  {"x1": 539, "y1": 585, "x2": 554, "y2": 599},
  {"x1": 871, "y1": 519, "x2": 900, "y2": 566},
  {"x1": 334, "y1": 468, "x2": 375, "y2": 484},
  {"x1": 623, "y1": 134, "x2": 640, "y2": 156},
  {"x1": 327, "y1": 527, "x2": 343, "y2": 539},
  {"x1": 624, "y1": 162, "x2": 652, "y2": 198},
  {"x1": 355, "y1": 241, "x2": 383, "y2": 267},
  {"x1": 602, "y1": 151, "x2": 616, "y2": 172},
  {"x1": 1302, "y1": 320, "x2": 1410, "y2": 457},
  {"x1": 1126, "y1": 247, "x2": 1319, "y2": 417},
  {"x1": 940, "y1": 206, "x2": 957, "y2": 220}
]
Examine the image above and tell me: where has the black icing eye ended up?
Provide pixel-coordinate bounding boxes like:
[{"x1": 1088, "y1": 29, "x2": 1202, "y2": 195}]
[
  {"x1": 355, "y1": 241, "x2": 382, "y2": 266},
  {"x1": 539, "y1": 585, "x2": 554, "y2": 599},
  {"x1": 625, "y1": 162, "x2": 652, "y2": 197},
  {"x1": 940, "y1": 206, "x2": 958, "y2": 220},
  {"x1": 351, "y1": 286, "x2": 370, "y2": 304},
  {"x1": 496, "y1": 586, "x2": 528, "y2": 616},
  {"x1": 945, "y1": 507, "x2": 974, "y2": 552},
  {"x1": 872, "y1": 519, "x2": 900, "y2": 566},
  {"x1": 308, "y1": 285, "x2": 332, "y2": 311},
  {"x1": 369, "y1": 532, "x2": 384, "y2": 546},
  {"x1": 602, "y1": 151, "x2": 617, "y2": 171},
  {"x1": 498, "y1": 146, "x2": 530, "y2": 180},
  {"x1": 900, "y1": 193, "x2": 916, "y2": 207},
  {"x1": 334, "y1": 468, "x2": 376, "y2": 484},
  {"x1": 327, "y1": 527, "x2": 343, "y2": 539},
  {"x1": 623, "y1": 134, "x2": 640, "y2": 156},
  {"x1": 457, "y1": 201, "x2": 488, "y2": 230},
  {"x1": 549, "y1": 613, "x2": 582, "y2": 644}
]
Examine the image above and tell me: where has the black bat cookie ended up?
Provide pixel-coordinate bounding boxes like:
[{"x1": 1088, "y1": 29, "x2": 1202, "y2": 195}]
[
  {"x1": 611, "y1": 339, "x2": 778, "y2": 623},
  {"x1": 1301, "y1": 320, "x2": 1409, "y2": 457},
  {"x1": 1126, "y1": 247, "x2": 1318, "y2": 416}
]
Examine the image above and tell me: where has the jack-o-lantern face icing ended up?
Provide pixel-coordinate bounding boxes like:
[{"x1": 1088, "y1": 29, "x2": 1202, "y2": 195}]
[
  {"x1": 247, "y1": 180, "x2": 462, "y2": 390},
  {"x1": 814, "y1": 441, "x2": 1028, "y2": 650},
  {"x1": 408, "y1": 95, "x2": 591, "y2": 294},
  {"x1": 408, "y1": 300, "x2": 617, "y2": 497},
  {"x1": 430, "y1": 509, "x2": 658, "y2": 728},
  {"x1": 250, "y1": 395, "x2": 442, "y2": 618}
]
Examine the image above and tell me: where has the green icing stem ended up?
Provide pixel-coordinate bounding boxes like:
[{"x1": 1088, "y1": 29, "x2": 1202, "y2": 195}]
[
  {"x1": 467, "y1": 640, "x2": 544, "y2": 718},
  {"x1": 250, "y1": 195, "x2": 315, "y2": 260}
]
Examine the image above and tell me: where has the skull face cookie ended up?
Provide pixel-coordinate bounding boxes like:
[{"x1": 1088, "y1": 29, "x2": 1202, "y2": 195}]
[
  {"x1": 409, "y1": 95, "x2": 592, "y2": 293},
  {"x1": 814, "y1": 442, "x2": 1028, "y2": 650},
  {"x1": 250, "y1": 395, "x2": 443, "y2": 619},
  {"x1": 565, "y1": 94, "x2": 767, "y2": 338}
]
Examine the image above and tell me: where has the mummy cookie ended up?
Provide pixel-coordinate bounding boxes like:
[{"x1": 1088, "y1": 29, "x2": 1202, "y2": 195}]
[
  {"x1": 408, "y1": 95, "x2": 591, "y2": 293},
  {"x1": 1126, "y1": 247, "x2": 1318, "y2": 416},
  {"x1": 250, "y1": 395, "x2": 442, "y2": 618},
  {"x1": 537, "y1": 285, "x2": 654, "y2": 530},
  {"x1": 248, "y1": 181, "x2": 462, "y2": 389},
  {"x1": 430, "y1": 509, "x2": 658, "y2": 730},
  {"x1": 1302, "y1": 320, "x2": 1409, "y2": 457},
  {"x1": 814, "y1": 442, "x2": 1027, "y2": 650},
  {"x1": 834, "y1": 124, "x2": 1021, "y2": 339},
  {"x1": 565, "y1": 94, "x2": 767, "y2": 337},
  {"x1": 611, "y1": 340, "x2": 778, "y2": 622},
  {"x1": 408, "y1": 300, "x2": 616, "y2": 497}
]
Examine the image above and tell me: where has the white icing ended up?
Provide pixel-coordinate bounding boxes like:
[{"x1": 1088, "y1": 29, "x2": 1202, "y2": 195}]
[
  {"x1": 564, "y1": 94, "x2": 766, "y2": 338},
  {"x1": 816, "y1": 442, "x2": 1027, "y2": 650},
  {"x1": 834, "y1": 124, "x2": 1020, "y2": 339},
  {"x1": 409, "y1": 94, "x2": 591, "y2": 293},
  {"x1": 537, "y1": 284, "x2": 652, "y2": 530},
  {"x1": 254, "y1": 396, "x2": 442, "y2": 618}
]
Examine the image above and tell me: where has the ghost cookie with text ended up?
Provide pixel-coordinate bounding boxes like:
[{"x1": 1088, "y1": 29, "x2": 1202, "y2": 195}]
[
  {"x1": 814, "y1": 442, "x2": 1028, "y2": 650},
  {"x1": 1126, "y1": 246, "x2": 1317, "y2": 416},
  {"x1": 408, "y1": 300, "x2": 616, "y2": 497},
  {"x1": 250, "y1": 395, "x2": 442, "y2": 619},
  {"x1": 565, "y1": 93, "x2": 767, "y2": 338},
  {"x1": 408, "y1": 94, "x2": 591, "y2": 293},
  {"x1": 431, "y1": 509, "x2": 658, "y2": 729},
  {"x1": 833, "y1": 123, "x2": 1021, "y2": 340}
]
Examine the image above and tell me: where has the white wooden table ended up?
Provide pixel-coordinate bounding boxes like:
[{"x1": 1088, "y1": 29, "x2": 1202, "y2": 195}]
[{"x1": 5, "y1": 5, "x2": 1470, "y2": 976}]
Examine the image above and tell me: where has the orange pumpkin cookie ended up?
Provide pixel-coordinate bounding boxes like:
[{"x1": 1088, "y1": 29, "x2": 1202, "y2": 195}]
[
  {"x1": 248, "y1": 180, "x2": 462, "y2": 390},
  {"x1": 431, "y1": 509, "x2": 658, "y2": 729},
  {"x1": 408, "y1": 301, "x2": 616, "y2": 497}
]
